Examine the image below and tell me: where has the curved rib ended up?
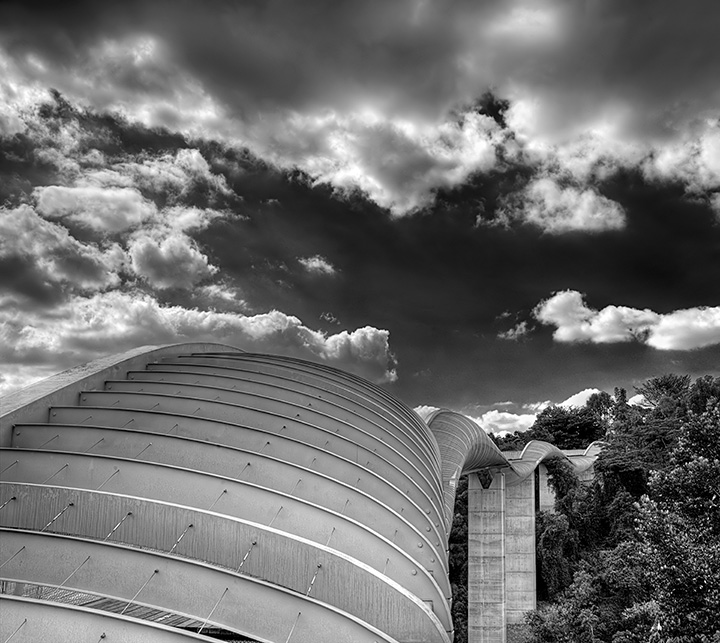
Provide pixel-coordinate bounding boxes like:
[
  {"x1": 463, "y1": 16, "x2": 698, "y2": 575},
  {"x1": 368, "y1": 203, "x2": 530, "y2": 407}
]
[
  {"x1": 75, "y1": 390, "x2": 446, "y2": 523},
  {"x1": 46, "y1": 405, "x2": 446, "y2": 550},
  {"x1": 0, "y1": 449, "x2": 448, "y2": 598},
  {"x1": 0, "y1": 528, "x2": 407, "y2": 643},
  {"x1": 426, "y1": 410, "x2": 510, "y2": 529},
  {"x1": 10, "y1": 423, "x2": 446, "y2": 563},
  {"x1": 0, "y1": 487, "x2": 450, "y2": 640},
  {"x1": 1, "y1": 596, "x2": 221, "y2": 643}
]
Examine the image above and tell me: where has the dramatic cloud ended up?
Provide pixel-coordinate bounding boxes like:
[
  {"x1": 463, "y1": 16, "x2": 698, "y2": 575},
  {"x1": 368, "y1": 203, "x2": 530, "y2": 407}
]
[
  {"x1": 642, "y1": 125, "x2": 720, "y2": 194},
  {"x1": 1, "y1": 1, "x2": 719, "y2": 409},
  {"x1": 0, "y1": 205, "x2": 123, "y2": 302},
  {"x1": 3, "y1": 0, "x2": 718, "y2": 215},
  {"x1": 0, "y1": 291, "x2": 397, "y2": 394},
  {"x1": 35, "y1": 185, "x2": 155, "y2": 232},
  {"x1": 3, "y1": 1, "x2": 719, "y2": 215},
  {"x1": 128, "y1": 232, "x2": 217, "y2": 289},
  {"x1": 277, "y1": 109, "x2": 503, "y2": 214},
  {"x1": 502, "y1": 177, "x2": 626, "y2": 234},
  {"x1": 535, "y1": 290, "x2": 720, "y2": 350},
  {"x1": 196, "y1": 283, "x2": 248, "y2": 312},
  {"x1": 299, "y1": 255, "x2": 336, "y2": 276},
  {"x1": 83, "y1": 148, "x2": 233, "y2": 204}
]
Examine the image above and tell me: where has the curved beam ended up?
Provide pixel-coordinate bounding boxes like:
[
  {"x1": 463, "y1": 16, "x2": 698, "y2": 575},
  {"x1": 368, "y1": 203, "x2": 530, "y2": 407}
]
[
  {"x1": 0, "y1": 449, "x2": 448, "y2": 599},
  {"x1": 75, "y1": 390, "x2": 446, "y2": 520},
  {"x1": 10, "y1": 423, "x2": 446, "y2": 565},
  {"x1": 161, "y1": 353, "x2": 442, "y2": 471},
  {"x1": 47, "y1": 406, "x2": 447, "y2": 541},
  {"x1": 96, "y1": 381, "x2": 440, "y2": 501},
  {"x1": 0, "y1": 529, "x2": 406, "y2": 643},
  {"x1": 426, "y1": 410, "x2": 511, "y2": 529},
  {"x1": 204, "y1": 352, "x2": 429, "y2": 429},
  {"x1": 506, "y1": 440, "x2": 571, "y2": 485},
  {"x1": 1, "y1": 484, "x2": 446, "y2": 633},
  {"x1": 134, "y1": 366, "x2": 442, "y2": 473},
  {"x1": 0, "y1": 596, "x2": 220, "y2": 643},
  {"x1": 0, "y1": 491, "x2": 449, "y2": 641},
  {"x1": 0, "y1": 343, "x2": 241, "y2": 447}
]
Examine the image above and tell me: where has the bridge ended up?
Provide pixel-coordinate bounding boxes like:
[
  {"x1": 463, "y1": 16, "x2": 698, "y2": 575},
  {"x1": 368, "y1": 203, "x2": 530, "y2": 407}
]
[{"x1": 0, "y1": 344, "x2": 601, "y2": 643}]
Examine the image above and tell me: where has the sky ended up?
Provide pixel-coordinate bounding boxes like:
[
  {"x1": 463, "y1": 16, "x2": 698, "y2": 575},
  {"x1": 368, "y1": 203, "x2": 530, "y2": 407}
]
[{"x1": 1, "y1": 0, "x2": 719, "y2": 433}]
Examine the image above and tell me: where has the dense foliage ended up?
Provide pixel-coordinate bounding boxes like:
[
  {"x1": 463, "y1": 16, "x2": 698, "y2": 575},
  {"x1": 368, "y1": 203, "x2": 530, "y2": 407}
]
[{"x1": 448, "y1": 374, "x2": 720, "y2": 643}]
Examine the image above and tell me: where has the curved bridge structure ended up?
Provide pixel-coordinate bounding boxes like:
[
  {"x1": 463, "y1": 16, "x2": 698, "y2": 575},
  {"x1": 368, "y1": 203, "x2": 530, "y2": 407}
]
[{"x1": 0, "y1": 344, "x2": 601, "y2": 643}]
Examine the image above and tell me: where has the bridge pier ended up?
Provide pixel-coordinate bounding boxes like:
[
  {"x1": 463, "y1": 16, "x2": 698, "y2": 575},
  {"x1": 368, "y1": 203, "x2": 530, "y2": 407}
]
[
  {"x1": 468, "y1": 449, "x2": 600, "y2": 642},
  {"x1": 504, "y1": 474, "x2": 537, "y2": 627},
  {"x1": 468, "y1": 471, "x2": 506, "y2": 643},
  {"x1": 468, "y1": 470, "x2": 538, "y2": 643}
]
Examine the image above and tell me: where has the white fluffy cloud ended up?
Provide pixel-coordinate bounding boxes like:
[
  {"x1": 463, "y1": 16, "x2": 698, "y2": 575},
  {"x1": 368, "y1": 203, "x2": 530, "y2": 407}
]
[
  {"x1": 0, "y1": 291, "x2": 397, "y2": 393},
  {"x1": 35, "y1": 185, "x2": 155, "y2": 233},
  {"x1": 416, "y1": 385, "x2": 625, "y2": 436},
  {"x1": 647, "y1": 307, "x2": 720, "y2": 351},
  {"x1": 278, "y1": 109, "x2": 503, "y2": 214},
  {"x1": 505, "y1": 177, "x2": 626, "y2": 234},
  {"x1": 558, "y1": 388, "x2": 602, "y2": 409},
  {"x1": 643, "y1": 126, "x2": 720, "y2": 194},
  {"x1": 535, "y1": 290, "x2": 720, "y2": 350},
  {"x1": 30, "y1": 142, "x2": 226, "y2": 291},
  {"x1": 83, "y1": 148, "x2": 232, "y2": 201},
  {"x1": 414, "y1": 404, "x2": 536, "y2": 436},
  {"x1": 322, "y1": 327, "x2": 397, "y2": 382},
  {"x1": 299, "y1": 255, "x2": 336, "y2": 276},
  {"x1": 0, "y1": 204, "x2": 123, "y2": 296},
  {"x1": 469, "y1": 409, "x2": 537, "y2": 435},
  {"x1": 128, "y1": 232, "x2": 218, "y2": 289}
]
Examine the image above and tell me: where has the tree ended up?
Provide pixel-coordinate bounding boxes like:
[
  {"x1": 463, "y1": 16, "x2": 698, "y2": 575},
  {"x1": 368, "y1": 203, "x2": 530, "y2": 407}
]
[
  {"x1": 449, "y1": 476, "x2": 469, "y2": 643},
  {"x1": 526, "y1": 569, "x2": 604, "y2": 643},
  {"x1": 633, "y1": 401, "x2": 720, "y2": 640},
  {"x1": 634, "y1": 374, "x2": 692, "y2": 410},
  {"x1": 528, "y1": 406, "x2": 606, "y2": 450},
  {"x1": 585, "y1": 391, "x2": 614, "y2": 426},
  {"x1": 526, "y1": 375, "x2": 720, "y2": 643},
  {"x1": 536, "y1": 512, "x2": 579, "y2": 600}
]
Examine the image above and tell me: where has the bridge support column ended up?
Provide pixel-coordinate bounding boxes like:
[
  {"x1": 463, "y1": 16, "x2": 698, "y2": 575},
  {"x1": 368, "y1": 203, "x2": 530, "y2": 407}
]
[
  {"x1": 468, "y1": 471, "x2": 506, "y2": 643},
  {"x1": 504, "y1": 475, "x2": 536, "y2": 625},
  {"x1": 468, "y1": 470, "x2": 538, "y2": 642}
]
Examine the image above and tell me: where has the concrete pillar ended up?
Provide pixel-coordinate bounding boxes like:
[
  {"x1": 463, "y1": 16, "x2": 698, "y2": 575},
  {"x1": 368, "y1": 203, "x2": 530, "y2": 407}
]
[
  {"x1": 468, "y1": 471, "x2": 506, "y2": 643},
  {"x1": 504, "y1": 475, "x2": 536, "y2": 624}
]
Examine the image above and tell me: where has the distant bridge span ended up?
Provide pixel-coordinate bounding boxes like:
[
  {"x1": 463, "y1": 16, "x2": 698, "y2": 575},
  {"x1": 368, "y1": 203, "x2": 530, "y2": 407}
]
[{"x1": 0, "y1": 344, "x2": 601, "y2": 643}]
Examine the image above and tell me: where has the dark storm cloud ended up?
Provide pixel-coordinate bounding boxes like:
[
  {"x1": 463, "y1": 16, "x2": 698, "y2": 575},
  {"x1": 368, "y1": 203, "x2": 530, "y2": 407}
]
[
  {"x1": 0, "y1": 204, "x2": 123, "y2": 305},
  {"x1": 0, "y1": 0, "x2": 468, "y2": 118},
  {"x1": 1, "y1": 1, "x2": 719, "y2": 408},
  {"x1": 4, "y1": 0, "x2": 718, "y2": 133},
  {"x1": 0, "y1": 93, "x2": 401, "y2": 394},
  {"x1": 3, "y1": 0, "x2": 718, "y2": 215}
]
